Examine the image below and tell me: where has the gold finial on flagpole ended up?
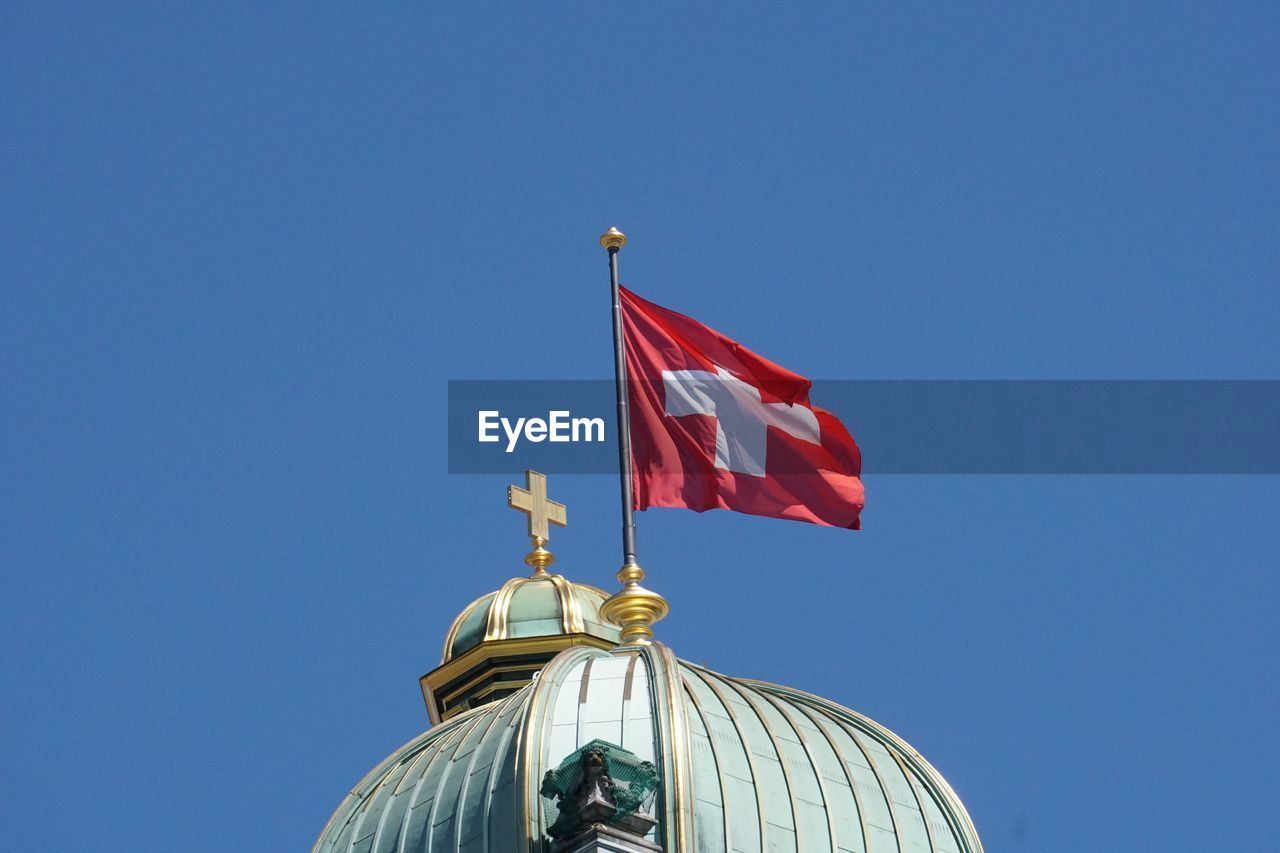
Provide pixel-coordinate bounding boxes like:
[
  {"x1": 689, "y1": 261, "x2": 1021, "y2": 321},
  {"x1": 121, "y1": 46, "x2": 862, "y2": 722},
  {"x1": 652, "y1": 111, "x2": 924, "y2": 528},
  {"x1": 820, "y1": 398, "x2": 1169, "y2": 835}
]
[
  {"x1": 507, "y1": 470, "x2": 567, "y2": 578},
  {"x1": 601, "y1": 561, "x2": 669, "y2": 645},
  {"x1": 599, "y1": 227, "x2": 627, "y2": 251}
]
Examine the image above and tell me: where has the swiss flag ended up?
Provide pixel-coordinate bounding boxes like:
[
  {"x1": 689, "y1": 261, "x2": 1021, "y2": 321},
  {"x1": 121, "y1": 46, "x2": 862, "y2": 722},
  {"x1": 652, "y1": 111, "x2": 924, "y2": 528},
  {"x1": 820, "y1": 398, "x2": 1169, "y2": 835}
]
[{"x1": 621, "y1": 286, "x2": 864, "y2": 529}]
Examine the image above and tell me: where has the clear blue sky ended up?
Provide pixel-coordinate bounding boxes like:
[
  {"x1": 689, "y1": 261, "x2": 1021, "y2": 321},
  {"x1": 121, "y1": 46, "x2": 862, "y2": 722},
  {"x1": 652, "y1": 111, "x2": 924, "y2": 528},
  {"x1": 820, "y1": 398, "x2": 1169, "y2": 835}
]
[{"x1": 3, "y1": 3, "x2": 1277, "y2": 850}]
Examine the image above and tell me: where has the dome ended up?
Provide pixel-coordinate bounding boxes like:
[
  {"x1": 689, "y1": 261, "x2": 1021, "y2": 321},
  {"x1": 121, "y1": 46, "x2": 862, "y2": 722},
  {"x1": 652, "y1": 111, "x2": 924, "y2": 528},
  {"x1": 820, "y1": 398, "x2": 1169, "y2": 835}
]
[
  {"x1": 318, "y1": 642, "x2": 983, "y2": 853},
  {"x1": 441, "y1": 574, "x2": 620, "y2": 663},
  {"x1": 419, "y1": 571, "x2": 621, "y2": 724}
]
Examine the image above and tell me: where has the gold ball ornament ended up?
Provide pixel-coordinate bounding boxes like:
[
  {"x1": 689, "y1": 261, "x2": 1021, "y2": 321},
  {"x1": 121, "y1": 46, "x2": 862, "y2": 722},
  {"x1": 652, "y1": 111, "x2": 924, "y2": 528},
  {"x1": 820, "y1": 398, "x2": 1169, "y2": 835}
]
[{"x1": 599, "y1": 227, "x2": 627, "y2": 251}]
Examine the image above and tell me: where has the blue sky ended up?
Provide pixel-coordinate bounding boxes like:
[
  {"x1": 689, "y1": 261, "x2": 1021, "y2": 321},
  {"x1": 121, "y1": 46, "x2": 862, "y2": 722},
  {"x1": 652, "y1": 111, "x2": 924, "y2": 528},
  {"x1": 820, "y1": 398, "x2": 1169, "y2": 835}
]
[{"x1": 3, "y1": 3, "x2": 1277, "y2": 850}]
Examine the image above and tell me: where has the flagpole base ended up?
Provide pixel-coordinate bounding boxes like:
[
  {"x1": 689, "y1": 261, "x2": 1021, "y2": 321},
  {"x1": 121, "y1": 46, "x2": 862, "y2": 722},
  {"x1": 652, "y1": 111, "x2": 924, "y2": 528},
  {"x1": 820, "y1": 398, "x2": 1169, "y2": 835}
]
[{"x1": 600, "y1": 561, "x2": 669, "y2": 644}]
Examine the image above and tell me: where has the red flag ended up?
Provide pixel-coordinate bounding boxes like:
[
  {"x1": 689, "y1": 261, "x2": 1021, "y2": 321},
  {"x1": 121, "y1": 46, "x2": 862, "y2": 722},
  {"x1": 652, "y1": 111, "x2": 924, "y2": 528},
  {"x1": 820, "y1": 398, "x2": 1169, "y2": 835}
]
[{"x1": 621, "y1": 286, "x2": 864, "y2": 529}]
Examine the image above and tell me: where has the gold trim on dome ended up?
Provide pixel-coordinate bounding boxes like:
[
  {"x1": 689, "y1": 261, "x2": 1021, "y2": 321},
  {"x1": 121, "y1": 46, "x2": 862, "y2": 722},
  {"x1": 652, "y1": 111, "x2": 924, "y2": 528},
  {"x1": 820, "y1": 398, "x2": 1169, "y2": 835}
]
[
  {"x1": 414, "y1": 701, "x2": 488, "y2": 835},
  {"x1": 419, "y1": 633, "x2": 618, "y2": 724},
  {"x1": 849, "y1": 723, "x2": 904, "y2": 842},
  {"x1": 484, "y1": 576, "x2": 525, "y2": 642},
  {"x1": 548, "y1": 573, "x2": 586, "y2": 635},
  {"x1": 447, "y1": 690, "x2": 529, "y2": 851},
  {"x1": 689, "y1": 666, "x2": 769, "y2": 853},
  {"x1": 471, "y1": 571, "x2": 604, "y2": 652},
  {"x1": 658, "y1": 642, "x2": 695, "y2": 853},
  {"x1": 679, "y1": 670, "x2": 735, "y2": 852},
  {"x1": 440, "y1": 680, "x2": 535, "y2": 721},
  {"x1": 781, "y1": 695, "x2": 873, "y2": 853},
  {"x1": 475, "y1": 689, "x2": 530, "y2": 850},
  {"x1": 518, "y1": 645, "x2": 603, "y2": 844},
  {"x1": 756, "y1": 689, "x2": 841, "y2": 852},
  {"x1": 436, "y1": 662, "x2": 546, "y2": 709},
  {"x1": 739, "y1": 677, "x2": 984, "y2": 853},
  {"x1": 891, "y1": 749, "x2": 941, "y2": 853},
  {"x1": 427, "y1": 633, "x2": 615, "y2": 689},
  {"x1": 723, "y1": 678, "x2": 808, "y2": 850},
  {"x1": 440, "y1": 591, "x2": 495, "y2": 664}
]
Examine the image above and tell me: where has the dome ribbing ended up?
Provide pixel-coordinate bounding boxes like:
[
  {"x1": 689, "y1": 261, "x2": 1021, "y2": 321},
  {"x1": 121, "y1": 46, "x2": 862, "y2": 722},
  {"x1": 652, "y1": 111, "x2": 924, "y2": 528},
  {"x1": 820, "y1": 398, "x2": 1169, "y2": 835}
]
[{"x1": 320, "y1": 643, "x2": 983, "y2": 853}]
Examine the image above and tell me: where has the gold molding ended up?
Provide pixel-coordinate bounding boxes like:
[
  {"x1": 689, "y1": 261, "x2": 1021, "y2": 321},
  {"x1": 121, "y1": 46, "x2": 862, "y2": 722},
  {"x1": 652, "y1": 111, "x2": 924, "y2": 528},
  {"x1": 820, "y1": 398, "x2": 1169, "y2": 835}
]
[
  {"x1": 891, "y1": 749, "x2": 941, "y2": 853},
  {"x1": 439, "y1": 679, "x2": 535, "y2": 722},
  {"x1": 720, "y1": 677, "x2": 807, "y2": 850},
  {"x1": 517, "y1": 645, "x2": 603, "y2": 850},
  {"x1": 437, "y1": 662, "x2": 544, "y2": 708},
  {"x1": 635, "y1": 642, "x2": 694, "y2": 853},
  {"x1": 690, "y1": 666, "x2": 768, "y2": 853},
  {"x1": 420, "y1": 633, "x2": 618, "y2": 724},
  {"x1": 440, "y1": 591, "x2": 496, "y2": 664},
  {"x1": 442, "y1": 575, "x2": 613, "y2": 665},
  {"x1": 678, "y1": 671, "x2": 734, "y2": 852},
  {"x1": 548, "y1": 573, "x2": 586, "y2": 635},
  {"x1": 783, "y1": 694, "x2": 873, "y2": 853},
  {"x1": 484, "y1": 576, "x2": 526, "y2": 642},
  {"x1": 756, "y1": 689, "x2": 841, "y2": 853}
]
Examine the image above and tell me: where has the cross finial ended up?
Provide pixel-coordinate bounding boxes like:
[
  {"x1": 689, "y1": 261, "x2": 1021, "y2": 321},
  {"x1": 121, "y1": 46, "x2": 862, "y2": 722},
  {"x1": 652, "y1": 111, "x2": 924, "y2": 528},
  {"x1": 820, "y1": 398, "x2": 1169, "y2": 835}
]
[{"x1": 507, "y1": 470, "x2": 567, "y2": 577}]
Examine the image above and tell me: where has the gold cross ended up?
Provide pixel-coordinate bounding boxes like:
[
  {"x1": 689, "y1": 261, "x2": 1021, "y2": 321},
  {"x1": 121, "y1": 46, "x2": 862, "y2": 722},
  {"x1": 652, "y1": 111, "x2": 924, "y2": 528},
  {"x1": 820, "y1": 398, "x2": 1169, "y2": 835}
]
[{"x1": 507, "y1": 470, "x2": 567, "y2": 543}]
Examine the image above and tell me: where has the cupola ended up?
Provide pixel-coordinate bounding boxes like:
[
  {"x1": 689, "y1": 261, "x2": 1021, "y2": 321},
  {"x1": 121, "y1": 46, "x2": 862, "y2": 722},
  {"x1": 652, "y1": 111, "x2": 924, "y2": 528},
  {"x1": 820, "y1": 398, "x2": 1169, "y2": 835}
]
[{"x1": 419, "y1": 471, "x2": 620, "y2": 723}]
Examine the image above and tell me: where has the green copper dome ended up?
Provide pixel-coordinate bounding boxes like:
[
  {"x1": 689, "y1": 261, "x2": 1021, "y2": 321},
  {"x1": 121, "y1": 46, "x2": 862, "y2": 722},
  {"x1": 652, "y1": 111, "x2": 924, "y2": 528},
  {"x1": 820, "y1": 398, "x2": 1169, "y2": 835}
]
[
  {"x1": 419, "y1": 573, "x2": 622, "y2": 724},
  {"x1": 316, "y1": 643, "x2": 983, "y2": 853},
  {"x1": 441, "y1": 574, "x2": 619, "y2": 663}
]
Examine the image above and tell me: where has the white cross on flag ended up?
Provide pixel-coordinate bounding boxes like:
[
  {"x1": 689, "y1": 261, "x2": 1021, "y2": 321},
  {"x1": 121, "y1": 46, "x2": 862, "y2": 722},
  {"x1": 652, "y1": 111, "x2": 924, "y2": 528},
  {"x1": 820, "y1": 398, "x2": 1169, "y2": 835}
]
[{"x1": 622, "y1": 286, "x2": 863, "y2": 529}]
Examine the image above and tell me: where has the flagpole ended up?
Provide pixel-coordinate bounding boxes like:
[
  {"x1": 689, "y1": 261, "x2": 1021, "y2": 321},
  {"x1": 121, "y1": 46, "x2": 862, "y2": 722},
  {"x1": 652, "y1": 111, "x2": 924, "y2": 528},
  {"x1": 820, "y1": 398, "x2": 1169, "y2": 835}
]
[
  {"x1": 598, "y1": 226, "x2": 668, "y2": 644},
  {"x1": 601, "y1": 226, "x2": 638, "y2": 566}
]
